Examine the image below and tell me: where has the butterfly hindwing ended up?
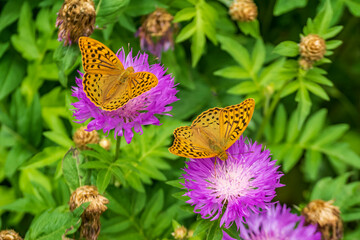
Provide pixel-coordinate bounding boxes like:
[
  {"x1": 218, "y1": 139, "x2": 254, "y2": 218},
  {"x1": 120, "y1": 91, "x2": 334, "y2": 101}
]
[
  {"x1": 169, "y1": 126, "x2": 217, "y2": 159},
  {"x1": 78, "y1": 36, "x2": 124, "y2": 73},
  {"x1": 128, "y1": 72, "x2": 158, "y2": 99},
  {"x1": 220, "y1": 98, "x2": 255, "y2": 149}
]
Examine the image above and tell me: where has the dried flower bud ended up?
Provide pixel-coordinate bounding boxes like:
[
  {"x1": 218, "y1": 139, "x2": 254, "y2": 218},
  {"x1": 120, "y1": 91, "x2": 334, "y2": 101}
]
[
  {"x1": 187, "y1": 229, "x2": 194, "y2": 238},
  {"x1": 302, "y1": 200, "x2": 343, "y2": 240},
  {"x1": 171, "y1": 226, "x2": 188, "y2": 240},
  {"x1": 69, "y1": 186, "x2": 109, "y2": 240},
  {"x1": 56, "y1": 0, "x2": 96, "y2": 46},
  {"x1": 299, "y1": 34, "x2": 326, "y2": 62},
  {"x1": 298, "y1": 57, "x2": 314, "y2": 70},
  {"x1": 73, "y1": 126, "x2": 100, "y2": 150},
  {"x1": 0, "y1": 230, "x2": 23, "y2": 240},
  {"x1": 229, "y1": 0, "x2": 258, "y2": 22},
  {"x1": 99, "y1": 138, "x2": 111, "y2": 150},
  {"x1": 136, "y1": 8, "x2": 178, "y2": 57}
]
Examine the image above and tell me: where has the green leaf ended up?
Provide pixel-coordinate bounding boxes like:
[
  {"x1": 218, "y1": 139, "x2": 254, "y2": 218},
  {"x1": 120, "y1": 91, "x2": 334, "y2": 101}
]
[
  {"x1": 191, "y1": 23, "x2": 206, "y2": 67},
  {"x1": 173, "y1": 7, "x2": 196, "y2": 22},
  {"x1": 21, "y1": 147, "x2": 67, "y2": 169},
  {"x1": 312, "y1": 0, "x2": 333, "y2": 36},
  {"x1": 0, "y1": 55, "x2": 26, "y2": 100},
  {"x1": 251, "y1": 39, "x2": 266, "y2": 74},
  {"x1": 280, "y1": 81, "x2": 300, "y2": 98},
  {"x1": 5, "y1": 144, "x2": 32, "y2": 178},
  {"x1": 296, "y1": 84, "x2": 312, "y2": 129},
  {"x1": 214, "y1": 66, "x2": 250, "y2": 79},
  {"x1": 237, "y1": 20, "x2": 260, "y2": 38},
  {"x1": 0, "y1": 0, "x2": 22, "y2": 33},
  {"x1": 176, "y1": 21, "x2": 196, "y2": 43},
  {"x1": 304, "y1": 80, "x2": 329, "y2": 100},
  {"x1": 62, "y1": 148, "x2": 87, "y2": 191},
  {"x1": 313, "y1": 124, "x2": 349, "y2": 147},
  {"x1": 273, "y1": 41, "x2": 299, "y2": 57},
  {"x1": 166, "y1": 179, "x2": 184, "y2": 189},
  {"x1": 217, "y1": 35, "x2": 251, "y2": 70},
  {"x1": 326, "y1": 40, "x2": 342, "y2": 50},
  {"x1": 321, "y1": 143, "x2": 360, "y2": 169},
  {"x1": 193, "y1": 220, "x2": 212, "y2": 237},
  {"x1": 273, "y1": 0, "x2": 307, "y2": 16},
  {"x1": 35, "y1": 8, "x2": 52, "y2": 34},
  {"x1": 43, "y1": 131, "x2": 73, "y2": 148},
  {"x1": 345, "y1": 0, "x2": 360, "y2": 17},
  {"x1": 140, "y1": 189, "x2": 164, "y2": 229},
  {"x1": 80, "y1": 161, "x2": 108, "y2": 169},
  {"x1": 286, "y1": 110, "x2": 300, "y2": 143},
  {"x1": 305, "y1": 68, "x2": 333, "y2": 86},
  {"x1": 228, "y1": 81, "x2": 258, "y2": 95},
  {"x1": 283, "y1": 145, "x2": 303, "y2": 172},
  {"x1": 259, "y1": 58, "x2": 285, "y2": 85},
  {"x1": 299, "y1": 109, "x2": 327, "y2": 144},
  {"x1": 97, "y1": 169, "x2": 112, "y2": 194},
  {"x1": 0, "y1": 42, "x2": 9, "y2": 58},
  {"x1": 207, "y1": 221, "x2": 222, "y2": 240},
  {"x1": 322, "y1": 25, "x2": 343, "y2": 39},
  {"x1": 273, "y1": 104, "x2": 287, "y2": 144},
  {"x1": 304, "y1": 149, "x2": 322, "y2": 180}
]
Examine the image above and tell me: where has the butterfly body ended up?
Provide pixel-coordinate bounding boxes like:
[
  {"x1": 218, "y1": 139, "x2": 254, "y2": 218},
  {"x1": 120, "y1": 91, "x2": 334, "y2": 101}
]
[
  {"x1": 169, "y1": 98, "x2": 255, "y2": 160},
  {"x1": 79, "y1": 37, "x2": 158, "y2": 111}
]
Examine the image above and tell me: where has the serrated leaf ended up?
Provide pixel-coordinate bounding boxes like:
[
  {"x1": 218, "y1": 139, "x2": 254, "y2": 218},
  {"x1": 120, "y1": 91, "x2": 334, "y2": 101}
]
[
  {"x1": 62, "y1": 148, "x2": 87, "y2": 191},
  {"x1": 273, "y1": 41, "x2": 299, "y2": 57}
]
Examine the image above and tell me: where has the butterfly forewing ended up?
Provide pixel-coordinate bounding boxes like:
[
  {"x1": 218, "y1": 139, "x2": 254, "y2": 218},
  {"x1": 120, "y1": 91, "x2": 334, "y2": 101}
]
[
  {"x1": 169, "y1": 126, "x2": 217, "y2": 159},
  {"x1": 220, "y1": 98, "x2": 255, "y2": 149},
  {"x1": 79, "y1": 37, "x2": 124, "y2": 73}
]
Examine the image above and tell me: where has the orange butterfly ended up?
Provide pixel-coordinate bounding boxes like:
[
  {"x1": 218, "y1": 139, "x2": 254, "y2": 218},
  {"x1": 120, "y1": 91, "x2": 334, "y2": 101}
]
[
  {"x1": 169, "y1": 98, "x2": 255, "y2": 161},
  {"x1": 78, "y1": 37, "x2": 158, "y2": 111}
]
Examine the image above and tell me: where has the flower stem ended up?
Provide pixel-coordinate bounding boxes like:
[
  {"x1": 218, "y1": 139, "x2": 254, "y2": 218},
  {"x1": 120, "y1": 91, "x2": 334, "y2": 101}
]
[{"x1": 114, "y1": 136, "x2": 121, "y2": 161}]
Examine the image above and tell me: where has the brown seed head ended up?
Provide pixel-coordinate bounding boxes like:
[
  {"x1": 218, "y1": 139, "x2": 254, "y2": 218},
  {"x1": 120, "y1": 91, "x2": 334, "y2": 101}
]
[
  {"x1": 0, "y1": 230, "x2": 23, "y2": 240},
  {"x1": 302, "y1": 200, "x2": 343, "y2": 240},
  {"x1": 298, "y1": 57, "x2": 314, "y2": 70},
  {"x1": 69, "y1": 186, "x2": 109, "y2": 240},
  {"x1": 99, "y1": 138, "x2": 111, "y2": 150},
  {"x1": 73, "y1": 126, "x2": 100, "y2": 150},
  {"x1": 171, "y1": 226, "x2": 188, "y2": 240},
  {"x1": 229, "y1": 0, "x2": 258, "y2": 22},
  {"x1": 56, "y1": 0, "x2": 96, "y2": 45},
  {"x1": 299, "y1": 34, "x2": 326, "y2": 62},
  {"x1": 142, "y1": 8, "x2": 174, "y2": 37}
]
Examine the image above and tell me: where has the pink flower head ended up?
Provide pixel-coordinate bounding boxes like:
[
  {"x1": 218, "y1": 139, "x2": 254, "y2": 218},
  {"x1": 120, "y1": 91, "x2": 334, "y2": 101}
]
[
  {"x1": 182, "y1": 137, "x2": 284, "y2": 229},
  {"x1": 237, "y1": 204, "x2": 321, "y2": 240},
  {"x1": 71, "y1": 48, "x2": 178, "y2": 143}
]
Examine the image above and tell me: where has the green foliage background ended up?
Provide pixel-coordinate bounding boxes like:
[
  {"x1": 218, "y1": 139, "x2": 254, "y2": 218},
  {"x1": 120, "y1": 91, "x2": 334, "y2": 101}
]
[{"x1": 0, "y1": 0, "x2": 360, "y2": 239}]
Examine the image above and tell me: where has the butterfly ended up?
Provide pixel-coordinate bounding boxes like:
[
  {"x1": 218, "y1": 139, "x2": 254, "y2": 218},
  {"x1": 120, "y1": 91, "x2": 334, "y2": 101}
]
[
  {"x1": 78, "y1": 37, "x2": 158, "y2": 111},
  {"x1": 169, "y1": 98, "x2": 255, "y2": 161}
]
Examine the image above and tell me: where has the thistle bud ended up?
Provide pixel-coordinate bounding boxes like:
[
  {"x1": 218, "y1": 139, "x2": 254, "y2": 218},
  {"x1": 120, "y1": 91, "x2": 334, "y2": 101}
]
[
  {"x1": 73, "y1": 126, "x2": 100, "y2": 150},
  {"x1": 171, "y1": 226, "x2": 188, "y2": 240},
  {"x1": 299, "y1": 34, "x2": 326, "y2": 62},
  {"x1": 56, "y1": 0, "x2": 96, "y2": 46},
  {"x1": 99, "y1": 138, "x2": 111, "y2": 151},
  {"x1": 302, "y1": 200, "x2": 343, "y2": 240},
  {"x1": 0, "y1": 230, "x2": 23, "y2": 240},
  {"x1": 69, "y1": 186, "x2": 109, "y2": 240},
  {"x1": 136, "y1": 8, "x2": 178, "y2": 57},
  {"x1": 298, "y1": 57, "x2": 314, "y2": 70},
  {"x1": 229, "y1": 0, "x2": 258, "y2": 22}
]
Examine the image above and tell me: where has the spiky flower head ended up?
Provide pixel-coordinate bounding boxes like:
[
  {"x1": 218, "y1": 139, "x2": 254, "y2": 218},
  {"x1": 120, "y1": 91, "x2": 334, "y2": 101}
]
[
  {"x1": 182, "y1": 137, "x2": 283, "y2": 228},
  {"x1": 73, "y1": 126, "x2": 100, "y2": 150},
  {"x1": 56, "y1": 0, "x2": 96, "y2": 45},
  {"x1": 71, "y1": 48, "x2": 178, "y2": 144},
  {"x1": 229, "y1": 0, "x2": 258, "y2": 22},
  {"x1": 69, "y1": 185, "x2": 109, "y2": 240},
  {"x1": 136, "y1": 8, "x2": 178, "y2": 58},
  {"x1": 0, "y1": 230, "x2": 23, "y2": 240},
  {"x1": 302, "y1": 200, "x2": 343, "y2": 240},
  {"x1": 299, "y1": 34, "x2": 326, "y2": 62}
]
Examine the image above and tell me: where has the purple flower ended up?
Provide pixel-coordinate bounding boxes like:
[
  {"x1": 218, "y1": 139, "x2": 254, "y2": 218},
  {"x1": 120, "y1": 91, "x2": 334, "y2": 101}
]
[
  {"x1": 182, "y1": 137, "x2": 284, "y2": 229},
  {"x1": 237, "y1": 204, "x2": 321, "y2": 240},
  {"x1": 71, "y1": 48, "x2": 178, "y2": 144}
]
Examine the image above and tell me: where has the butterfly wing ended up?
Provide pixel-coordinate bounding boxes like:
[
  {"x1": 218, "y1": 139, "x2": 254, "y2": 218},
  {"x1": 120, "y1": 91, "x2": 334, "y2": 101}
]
[
  {"x1": 127, "y1": 71, "x2": 158, "y2": 99},
  {"x1": 78, "y1": 37, "x2": 124, "y2": 73},
  {"x1": 169, "y1": 126, "x2": 218, "y2": 159},
  {"x1": 220, "y1": 98, "x2": 255, "y2": 149}
]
